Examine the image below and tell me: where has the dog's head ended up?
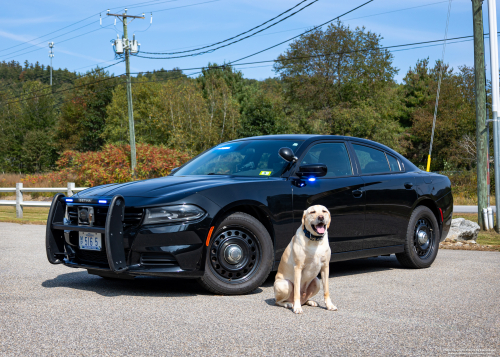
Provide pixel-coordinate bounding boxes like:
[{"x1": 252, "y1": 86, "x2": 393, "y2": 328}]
[{"x1": 302, "y1": 205, "x2": 331, "y2": 237}]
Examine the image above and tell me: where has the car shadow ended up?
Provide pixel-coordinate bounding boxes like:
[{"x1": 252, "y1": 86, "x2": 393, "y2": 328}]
[
  {"x1": 42, "y1": 256, "x2": 398, "y2": 297},
  {"x1": 42, "y1": 271, "x2": 264, "y2": 297},
  {"x1": 42, "y1": 271, "x2": 209, "y2": 297},
  {"x1": 261, "y1": 255, "x2": 401, "y2": 288}
]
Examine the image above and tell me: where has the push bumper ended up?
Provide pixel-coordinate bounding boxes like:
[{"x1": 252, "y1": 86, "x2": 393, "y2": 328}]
[{"x1": 46, "y1": 193, "x2": 206, "y2": 278}]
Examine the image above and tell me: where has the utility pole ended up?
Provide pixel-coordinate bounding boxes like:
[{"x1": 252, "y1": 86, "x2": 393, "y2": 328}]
[
  {"x1": 472, "y1": 0, "x2": 488, "y2": 229},
  {"x1": 106, "y1": 9, "x2": 144, "y2": 178},
  {"x1": 487, "y1": 0, "x2": 500, "y2": 232},
  {"x1": 48, "y1": 42, "x2": 54, "y2": 86}
]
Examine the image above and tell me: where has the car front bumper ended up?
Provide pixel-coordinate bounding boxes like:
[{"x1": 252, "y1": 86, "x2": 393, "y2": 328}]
[{"x1": 46, "y1": 194, "x2": 210, "y2": 279}]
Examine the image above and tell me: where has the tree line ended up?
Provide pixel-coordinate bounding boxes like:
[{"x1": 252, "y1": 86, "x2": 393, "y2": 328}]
[{"x1": 0, "y1": 22, "x2": 485, "y2": 174}]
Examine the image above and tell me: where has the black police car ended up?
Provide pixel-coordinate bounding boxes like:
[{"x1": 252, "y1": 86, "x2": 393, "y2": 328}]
[{"x1": 46, "y1": 135, "x2": 453, "y2": 295}]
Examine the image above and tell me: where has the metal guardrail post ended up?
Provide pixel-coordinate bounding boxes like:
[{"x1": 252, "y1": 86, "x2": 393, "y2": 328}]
[
  {"x1": 67, "y1": 182, "x2": 75, "y2": 197},
  {"x1": 16, "y1": 183, "x2": 23, "y2": 218}
]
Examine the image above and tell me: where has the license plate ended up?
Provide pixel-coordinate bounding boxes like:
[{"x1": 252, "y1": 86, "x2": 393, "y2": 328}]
[{"x1": 79, "y1": 232, "x2": 102, "y2": 251}]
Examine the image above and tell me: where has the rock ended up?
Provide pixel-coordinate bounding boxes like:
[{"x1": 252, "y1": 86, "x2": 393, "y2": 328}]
[
  {"x1": 451, "y1": 218, "x2": 465, "y2": 228},
  {"x1": 446, "y1": 219, "x2": 480, "y2": 242},
  {"x1": 466, "y1": 240, "x2": 477, "y2": 245},
  {"x1": 455, "y1": 242, "x2": 463, "y2": 246}
]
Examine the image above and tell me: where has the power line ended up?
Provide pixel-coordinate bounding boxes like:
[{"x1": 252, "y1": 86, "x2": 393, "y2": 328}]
[
  {"x1": 148, "y1": 0, "x2": 221, "y2": 13},
  {"x1": 130, "y1": 34, "x2": 486, "y2": 78},
  {"x1": 139, "y1": 0, "x2": 319, "y2": 58},
  {"x1": 142, "y1": 0, "x2": 313, "y2": 55},
  {"x1": 0, "y1": 25, "x2": 116, "y2": 62},
  {"x1": 0, "y1": 71, "x2": 125, "y2": 106},
  {"x1": 0, "y1": 0, "x2": 173, "y2": 54},
  {"x1": 153, "y1": 0, "x2": 454, "y2": 53},
  {"x1": 230, "y1": 0, "x2": 375, "y2": 64}
]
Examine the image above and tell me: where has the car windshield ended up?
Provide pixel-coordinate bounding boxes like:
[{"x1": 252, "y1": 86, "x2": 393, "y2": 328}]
[{"x1": 173, "y1": 140, "x2": 303, "y2": 177}]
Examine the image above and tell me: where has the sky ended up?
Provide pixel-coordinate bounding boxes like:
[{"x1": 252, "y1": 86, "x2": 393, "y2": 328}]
[{"x1": 0, "y1": 0, "x2": 497, "y2": 83}]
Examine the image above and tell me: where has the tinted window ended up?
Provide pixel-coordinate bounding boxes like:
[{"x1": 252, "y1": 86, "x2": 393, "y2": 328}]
[
  {"x1": 386, "y1": 154, "x2": 401, "y2": 172},
  {"x1": 353, "y1": 144, "x2": 390, "y2": 174},
  {"x1": 173, "y1": 140, "x2": 303, "y2": 177},
  {"x1": 300, "y1": 143, "x2": 352, "y2": 177}
]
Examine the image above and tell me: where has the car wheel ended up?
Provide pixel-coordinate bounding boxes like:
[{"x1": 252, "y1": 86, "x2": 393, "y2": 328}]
[
  {"x1": 396, "y1": 206, "x2": 440, "y2": 269},
  {"x1": 198, "y1": 212, "x2": 274, "y2": 295}
]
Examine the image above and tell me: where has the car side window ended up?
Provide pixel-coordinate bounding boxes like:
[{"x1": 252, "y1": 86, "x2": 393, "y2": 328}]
[
  {"x1": 352, "y1": 144, "x2": 390, "y2": 174},
  {"x1": 300, "y1": 142, "x2": 353, "y2": 177},
  {"x1": 386, "y1": 154, "x2": 402, "y2": 172}
]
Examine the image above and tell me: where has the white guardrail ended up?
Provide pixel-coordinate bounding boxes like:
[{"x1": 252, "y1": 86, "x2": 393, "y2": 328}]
[{"x1": 0, "y1": 182, "x2": 88, "y2": 218}]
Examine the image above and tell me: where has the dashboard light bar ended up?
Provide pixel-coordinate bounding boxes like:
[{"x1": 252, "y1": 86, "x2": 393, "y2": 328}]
[
  {"x1": 308, "y1": 177, "x2": 316, "y2": 182},
  {"x1": 65, "y1": 198, "x2": 73, "y2": 202},
  {"x1": 98, "y1": 200, "x2": 108, "y2": 204}
]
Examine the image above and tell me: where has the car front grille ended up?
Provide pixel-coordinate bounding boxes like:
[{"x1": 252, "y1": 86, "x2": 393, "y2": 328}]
[
  {"x1": 76, "y1": 249, "x2": 109, "y2": 265},
  {"x1": 67, "y1": 205, "x2": 144, "y2": 228},
  {"x1": 140, "y1": 253, "x2": 178, "y2": 267}
]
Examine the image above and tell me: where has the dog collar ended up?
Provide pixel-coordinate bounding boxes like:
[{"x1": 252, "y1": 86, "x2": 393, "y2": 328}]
[{"x1": 303, "y1": 227, "x2": 324, "y2": 241}]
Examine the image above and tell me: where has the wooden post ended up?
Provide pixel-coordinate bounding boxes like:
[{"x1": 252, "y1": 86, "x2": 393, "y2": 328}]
[
  {"x1": 67, "y1": 182, "x2": 75, "y2": 197},
  {"x1": 16, "y1": 183, "x2": 23, "y2": 218},
  {"x1": 472, "y1": 0, "x2": 488, "y2": 229}
]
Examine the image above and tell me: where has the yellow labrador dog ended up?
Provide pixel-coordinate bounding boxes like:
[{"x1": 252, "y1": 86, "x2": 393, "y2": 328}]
[{"x1": 274, "y1": 205, "x2": 337, "y2": 314}]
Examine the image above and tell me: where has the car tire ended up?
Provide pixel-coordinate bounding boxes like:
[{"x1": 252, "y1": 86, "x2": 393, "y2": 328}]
[
  {"x1": 198, "y1": 212, "x2": 274, "y2": 295},
  {"x1": 396, "y1": 206, "x2": 440, "y2": 269}
]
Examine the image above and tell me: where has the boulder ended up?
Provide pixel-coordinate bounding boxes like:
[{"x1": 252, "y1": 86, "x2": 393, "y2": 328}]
[{"x1": 446, "y1": 218, "x2": 480, "y2": 242}]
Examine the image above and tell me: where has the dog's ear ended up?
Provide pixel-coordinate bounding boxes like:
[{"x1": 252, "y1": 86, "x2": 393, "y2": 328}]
[
  {"x1": 326, "y1": 210, "x2": 331, "y2": 229},
  {"x1": 302, "y1": 210, "x2": 307, "y2": 228}
]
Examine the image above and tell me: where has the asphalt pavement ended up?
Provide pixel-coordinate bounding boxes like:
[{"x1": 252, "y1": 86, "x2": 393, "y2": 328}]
[{"x1": 0, "y1": 222, "x2": 498, "y2": 356}]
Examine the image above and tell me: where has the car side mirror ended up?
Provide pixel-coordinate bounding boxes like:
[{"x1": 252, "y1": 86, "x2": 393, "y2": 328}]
[
  {"x1": 296, "y1": 164, "x2": 327, "y2": 178},
  {"x1": 279, "y1": 147, "x2": 297, "y2": 162},
  {"x1": 170, "y1": 167, "x2": 179, "y2": 174}
]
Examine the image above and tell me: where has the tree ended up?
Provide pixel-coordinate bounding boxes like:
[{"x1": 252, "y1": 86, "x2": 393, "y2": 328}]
[
  {"x1": 56, "y1": 69, "x2": 120, "y2": 152},
  {"x1": 402, "y1": 59, "x2": 477, "y2": 169},
  {"x1": 0, "y1": 81, "x2": 56, "y2": 172},
  {"x1": 274, "y1": 21, "x2": 404, "y2": 151}
]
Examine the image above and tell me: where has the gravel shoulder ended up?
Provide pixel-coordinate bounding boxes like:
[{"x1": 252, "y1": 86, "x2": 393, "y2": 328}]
[{"x1": 0, "y1": 223, "x2": 499, "y2": 356}]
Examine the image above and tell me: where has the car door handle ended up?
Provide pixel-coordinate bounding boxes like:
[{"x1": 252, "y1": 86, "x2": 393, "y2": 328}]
[
  {"x1": 404, "y1": 182, "x2": 414, "y2": 189},
  {"x1": 352, "y1": 189, "x2": 363, "y2": 198}
]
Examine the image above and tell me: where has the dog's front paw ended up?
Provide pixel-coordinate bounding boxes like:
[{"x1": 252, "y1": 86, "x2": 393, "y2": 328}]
[
  {"x1": 325, "y1": 299, "x2": 337, "y2": 311},
  {"x1": 292, "y1": 304, "x2": 303, "y2": 314}
]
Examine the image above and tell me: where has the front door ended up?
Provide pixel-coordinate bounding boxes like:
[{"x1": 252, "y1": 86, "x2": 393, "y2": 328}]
[
  {"x1": 292, "y1": 142, "x2": 365, "y2": 253},
  {"x1": 350, "y1": 143, "x2": 417, "y2": 249}
]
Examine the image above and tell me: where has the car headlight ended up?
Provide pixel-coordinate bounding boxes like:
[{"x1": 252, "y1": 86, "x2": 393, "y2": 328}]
[{"x1": 143, "y1": 205, "x2": 205, "y2": 225}]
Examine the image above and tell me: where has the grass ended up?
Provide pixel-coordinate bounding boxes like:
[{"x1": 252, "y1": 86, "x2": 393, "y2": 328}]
[
  {"x1": 0, "y1": 206, "x2": 49, "y2": 225},
  {"x1": 452, "y1": 213, "x2": 500, "y2": 248}
]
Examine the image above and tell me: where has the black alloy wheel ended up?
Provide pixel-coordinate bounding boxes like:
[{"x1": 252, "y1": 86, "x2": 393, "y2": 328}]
[
  {"x1": 396, "y1": 206, "x2": 440, "y2": 269},
  {"x1": 198, "y1": 212, "x2": 274, "y2": 295}
]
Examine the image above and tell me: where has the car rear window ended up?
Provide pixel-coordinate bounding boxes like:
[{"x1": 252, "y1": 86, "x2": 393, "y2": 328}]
[{"x1": 353, "y1": 144, "x2": 390, "y2": 174}]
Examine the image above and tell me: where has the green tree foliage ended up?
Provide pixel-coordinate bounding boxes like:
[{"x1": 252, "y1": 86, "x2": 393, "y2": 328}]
[
  {"x1": 274, "y1": 21, "x2": 405, "y2": 151},
  {"x1": 56, "y1": 69, "x2": 121, "y2": 152},
  {"x1": 402, "y1": 59, "x2": 477, "y2": 169},
  {"x1": 104, "y1": 76, "x2": 213, "y2": 154},
  {"x1": 0, "y1": 81, "x2": 56, "y2": 173}
]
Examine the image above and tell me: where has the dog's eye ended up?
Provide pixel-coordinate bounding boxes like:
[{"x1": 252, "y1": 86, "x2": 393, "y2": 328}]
[
  {"x1": 309, "y1": 211, "x2": 316, "y2": 214},
  {"x1": 323, "y1": 210, "x2": 327, "y2": 213}
]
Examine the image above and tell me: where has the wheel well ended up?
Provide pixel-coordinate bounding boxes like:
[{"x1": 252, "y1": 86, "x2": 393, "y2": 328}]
[
  {"x1": 415, "y1": 199, "x2": 441, "y2": 232},
  {"x1": 217, "y1": 205, "x2": 275, "y2": 246}
]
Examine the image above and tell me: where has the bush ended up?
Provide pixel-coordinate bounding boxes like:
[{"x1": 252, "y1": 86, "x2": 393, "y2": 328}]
[{"x1": 23, "y1": 144, "x2": 191, "y2": 187}]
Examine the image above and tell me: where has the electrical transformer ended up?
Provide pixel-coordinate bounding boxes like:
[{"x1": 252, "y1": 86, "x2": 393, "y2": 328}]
[{"x1": 114, "y1": 35, "x2": 124, "y2": 54}]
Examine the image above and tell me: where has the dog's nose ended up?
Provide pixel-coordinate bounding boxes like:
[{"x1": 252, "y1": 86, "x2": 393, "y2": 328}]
[{"x1": 318, "y1": 215, "x2": 324, "y2": 221}]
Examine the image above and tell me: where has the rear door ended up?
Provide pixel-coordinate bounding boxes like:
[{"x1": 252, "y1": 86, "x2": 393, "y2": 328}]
[
  {"x1": 292, "y1": 141, "x2": 365, "y2": 253},
  {"x1": 350, "y1": 143, "x2": 417, "y2": 249}
]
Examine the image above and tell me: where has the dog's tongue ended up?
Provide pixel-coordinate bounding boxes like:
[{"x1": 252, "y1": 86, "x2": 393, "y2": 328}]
[{"x1": 316, "y1": 225, "x2": 325, "y2": 234}]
